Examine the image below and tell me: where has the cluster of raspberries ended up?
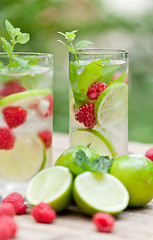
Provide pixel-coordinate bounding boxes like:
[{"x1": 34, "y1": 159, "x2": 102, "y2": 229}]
[
  {"x1": 75, "y1": 82, "x2": 107, "y2": 129},
  {"x1": 0, "y1": 192, "x2": 56, "y2": 240}
]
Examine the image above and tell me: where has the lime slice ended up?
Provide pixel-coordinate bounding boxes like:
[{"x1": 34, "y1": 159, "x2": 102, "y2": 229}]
[
  {"x1": 73, "y1": 172, "x2": 129, "y2": 216},
  {"x1": 26, "y1": 166, "x2": 73, "y2": 212},
  {"x1": 95, "y1": 83, "x2": 128, "y2": 127},
  {"x1": 70, "y1": 129, "x2": 116, "y2": 158},
  {"x1": 0, "y1": 133, "x2": 46, "y2": 182},
  {"x1": 0, "y1": 89, "x2": 51, "y2": 107}
]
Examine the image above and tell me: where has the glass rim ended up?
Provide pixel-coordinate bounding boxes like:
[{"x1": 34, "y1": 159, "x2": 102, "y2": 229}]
[
  {"x1": 0, "y1": 52, "x2": 53, "y2": 58},
  {"x1": 70, "y1": 48, "x2": 128, "y2": 55}
]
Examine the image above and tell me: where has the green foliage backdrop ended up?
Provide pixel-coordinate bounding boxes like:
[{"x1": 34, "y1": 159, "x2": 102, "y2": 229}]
[{"x1": 0, "y1": 0, "x2": 153, "y2": 143}]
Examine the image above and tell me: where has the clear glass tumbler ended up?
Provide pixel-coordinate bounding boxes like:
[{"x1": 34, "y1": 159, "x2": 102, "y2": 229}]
[
  {"x1": 69, "y1": 49, "x2": 128, "y2": 158},
  {"x1": 0, "y1": 52, "x2": 53, "y2": 196}
]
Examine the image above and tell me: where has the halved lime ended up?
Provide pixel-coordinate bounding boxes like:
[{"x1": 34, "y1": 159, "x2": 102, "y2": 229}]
[
  {"x1": 73, "y1": 172, "x2": 129, "y2": 216},
  {"x1": 95, "y1": 83, "x2": 128, "y2": 127},
  {"x1": 26, "y1": 166, "x2": 73, "y2": 212},
  {"x1": 0, "y1": 89, "x2": 51, "y2": 107},
  {"x1": 0, "y1": 133, "x2": 46, "y2": 182},
  {"x1": 70, "y1": 129, "x2": 116, "y2": 158}
]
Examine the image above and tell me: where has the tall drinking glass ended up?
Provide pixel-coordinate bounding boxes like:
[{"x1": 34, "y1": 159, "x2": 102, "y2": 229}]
[
  {"x1": 0, "y1": 52, "x2": 53, "y2": 196},
  {"x1": 69, "y1": 49, "x2": 128, "y2": 157}
]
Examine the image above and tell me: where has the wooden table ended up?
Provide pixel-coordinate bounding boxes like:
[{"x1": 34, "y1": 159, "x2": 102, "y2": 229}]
[{"x1": 14, "y1": 133, "x2": 153, "y2": 240}]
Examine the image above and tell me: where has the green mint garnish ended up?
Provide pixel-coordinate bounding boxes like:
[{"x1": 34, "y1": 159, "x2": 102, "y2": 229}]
[
  {"x1": 0, "y1": 20, "x2": 39, "y2": 71},
  {"x1": 57, "y1": 30, "x2": 92, "y2": 62},
  {"x1": 75, "y1": 150, "x2": 114, "y2": 174}
]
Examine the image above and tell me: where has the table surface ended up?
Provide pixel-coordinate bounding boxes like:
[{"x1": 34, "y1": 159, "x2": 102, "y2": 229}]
[{"x1": 13, "y1": 133, "x2": 153, "y2": 240}]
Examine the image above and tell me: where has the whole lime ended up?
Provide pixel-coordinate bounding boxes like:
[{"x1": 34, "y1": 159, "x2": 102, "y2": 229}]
[
  {"x1": 110, "y1": 154, "x2": 153, "y2": 207},
  {"x1": 54, "y1": 145, "x2": 100, "y2": 176}
]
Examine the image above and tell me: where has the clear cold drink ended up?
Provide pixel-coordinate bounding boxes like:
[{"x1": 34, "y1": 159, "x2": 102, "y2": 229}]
[
  {"x1": 69, "y1": 49, "x2": 128, "y2": 158},
  {"x1": 0, "y1": 53, "x2": 53, "y2": 195}
]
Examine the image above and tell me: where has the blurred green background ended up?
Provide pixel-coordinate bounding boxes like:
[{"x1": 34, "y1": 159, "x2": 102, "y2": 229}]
[{"x1": 0, "y1": 0, "x2": 153, "y2": 143}]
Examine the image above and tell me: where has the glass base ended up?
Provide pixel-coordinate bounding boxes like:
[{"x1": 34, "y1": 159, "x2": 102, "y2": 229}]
[{"x1": 0, "y1": 180, "x2": 28, "y2": 199}]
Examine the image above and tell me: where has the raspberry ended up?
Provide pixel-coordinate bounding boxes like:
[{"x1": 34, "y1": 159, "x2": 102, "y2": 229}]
[
  {"x1": 0, "y1": 127, "x2": 15, "y2": 150},
  {"x1": 2, "y1": 106, "x2": 27, "y2": 128},
  {"x1": 87, "y1": 82, "x2": 107, "y2": 100},
  {"x1": 75, "y1": 103, "x2": 97, "y2": 129},
  {"x1": 145, "y1": 148, "x2": 153, "y2": 161},
  {"x1": 0, "y1": 203, "x2": 15, "y2": 217},
  {"x1": 38, "y1": 130, "x2": 52, "y2": 149},
  {"x1": 0, "y1": 216, "x2": 18, "y2": 238},
  {"x1": 0, "y1": 223, "x2": 10, "y2": 240},
  {"x1": 31, "y1": 202, "x2": 56, "y2": 224},
  {"x1": 92, "y1": 212, "x2": 115, "y2": 233},
  {"x1": 0, "y1": 79, "x2": 26, "y2": 97},
  {"x1": 2, "y1": 192, "x2": 27, "y2": 215}
]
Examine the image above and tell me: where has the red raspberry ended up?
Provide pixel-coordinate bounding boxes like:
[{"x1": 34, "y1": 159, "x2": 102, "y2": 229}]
[
  {"x1": 0, "y1": 203, "x2": 15, "y2": 217},
  {"x1": 0, "y1": 223, "x2": 10, "y2": 240},
  {"x1": 87, "y1": 82, "x2": 107, "y2": 100},
  {"x1": 75, "y1": 103, "x2": 97, "y2": 129},
  {"x1": 0, "y1": 216, "x2": 18, "y2": 238},
  {"x1": 0, "y1": 79, "x2": 26, "y2": 97},
  {"x1": 2, "y1": 192, "x2": 26, "y2": 215},
  {"x1": 92, "y1": 212, "x2": 115, "y2": 233},
  {"x1": 31, "y1": 202, "x2": 56, "y2": 224},
  {"x1": 38, "y1": 94, "x2": 53, "y2": 118},
  {"x1": 2, "y1": 106, "x2": 27, "y2": 128},
  {"x1": 38, "y1": 130, "x2": 52, "y2": 149},
  {"x1": 145, "y1": 148, "x2": 153, "y2": 161},
  {"x1": 0, "y1": 127, "x2": 15, "y2": 150}
]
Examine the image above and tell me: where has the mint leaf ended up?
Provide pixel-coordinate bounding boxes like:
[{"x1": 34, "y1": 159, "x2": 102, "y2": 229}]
[
  {"x1": 90, "y1": 156, "x2": 114, "y2": 173},
  {"x1": 1, "y1": 37, "x2": 12, "y2": 55},
  {"x1": 108, "y1": 71, "x2": 127, "y2": 86},
  {"x1": 74, "y1": 150, "x2": 114, "y2": 174},
  {"x1": 75, "y1": 150, "x2": 89, "y2": 167},
  {"x1": 76, "y1": 40, "x2": 92, "y2": 49},
  {"x1": 77, "y1": 59, "x2": 103, "y2": 92},
  {"x1": 65, "y1": 32, "x2": 77, "y2": 41},
  {"x1": 17, "y1": 33, "x2": 30, "y2": 44}
]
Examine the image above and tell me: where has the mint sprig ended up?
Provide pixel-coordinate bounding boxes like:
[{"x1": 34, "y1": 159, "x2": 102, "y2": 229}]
[
  {"x1": 57, "y1": 30, "x2": 92, "y2": 62},
  {"x1": 0, "y1": 20, "x2": 39, "y2": 71},
  {"x1": 75, "y1": 150, "x2": 114, "y2": 174}
]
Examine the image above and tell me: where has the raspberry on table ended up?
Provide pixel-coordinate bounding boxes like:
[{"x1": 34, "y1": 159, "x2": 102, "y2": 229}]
[
  {"x1": 2, "y1": 106, "x2": 27, "y2": 129},
  {"x1": 0, "y1": 216, "x2": 18, "y2": 239},
  {"x1": 87, "y1": 82, "x2": 107, "y2": 100},
  {"x1": 2, "y1": 192, "x2": 27, "y2": 215},
  {"x1": 0, "y1": 203, "x2": 15, "y2": 217},
  {"x1": 31, "y1": 202, "x2": 56, "y2": 224},
  {"x1": 75, "y1": 103, "x2": 97, "y2": 129},
  {"x1": 0, "y1": 222, "x2": 10, "y2": 240},
  {"x1": 0, "y1": 79, "x2": 26, "y2": 97},
  {"x1": 145, "y1": 148, "x2": 153, "y2": 161},
  {"x1": 92, "y1": 212, "x2": 115, "y2": 233},
  {"x1": 38, "y1": 130, "x2": 52, "y2": 149},
  {"x1": 0, "y1": 127, "x2": 15, "y2": 150}
]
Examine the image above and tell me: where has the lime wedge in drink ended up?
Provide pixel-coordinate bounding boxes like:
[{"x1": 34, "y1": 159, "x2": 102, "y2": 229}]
[
  {"x1": 95, "y1": 83, "x2": 128, "y2": 127},
  {"x1": 70, "y1": 129, "x2": 116, "y2": 158},
  {"x1": 0, "y1": 133, "x2": 46, "y2": 182},
  {"x1": 0, "y1": 89, "x2": 51, "y2": 107},
  {"x1": 73, "y1": 172, "x2": 129, "y2": 216},
  {"x1": 26, "y1": 166, "x2": 73, "y2": 212}
]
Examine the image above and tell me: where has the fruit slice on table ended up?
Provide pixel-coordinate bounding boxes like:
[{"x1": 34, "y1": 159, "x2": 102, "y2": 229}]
[
  {"x1": 73, "y1": 172, "x2": 129, "y2": 216},
  {"x1": 0, "y1": 89, "x2": 51, "y2": 107},
  {"x1": 70, "y1": 129, "x2": 116, "y2": 158},
  {"x1": 26, "y1": 166, "x2": 73, "y2": 212},
  {"x1": 95, "y1": 83, "x2": 128, "y2": 127},
  {"x1": 0, "y1": 133, "x2": 46, "y2": 182}
]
